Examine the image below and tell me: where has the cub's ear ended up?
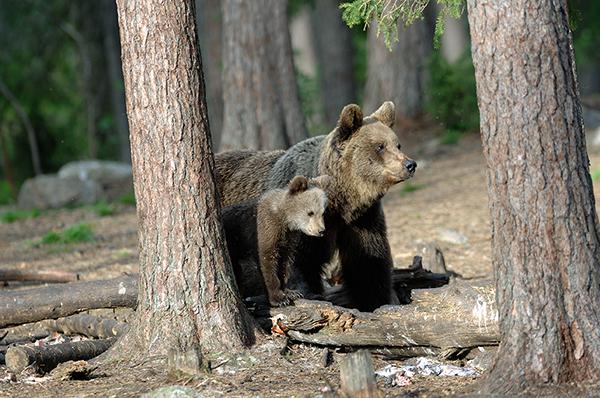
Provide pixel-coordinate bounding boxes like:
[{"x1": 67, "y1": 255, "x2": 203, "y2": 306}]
[
  {"x1": 337, "y1": 104, "x2": 363, "y2": 142},
  {"x1": 309, "y1": 175, "x2": 334, "y2": 191},
  {"x1": 369, "y1": 101, "x2": 395, "y2": 127},
  {"x1": 288, "y1": 175, "x2": 309, "y2": 195}
]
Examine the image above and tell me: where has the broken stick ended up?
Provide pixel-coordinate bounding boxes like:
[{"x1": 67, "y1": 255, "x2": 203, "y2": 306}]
[
  {"x1": 0, "y1": 276, "x2": 137, "y2": 328},
  {"x1": 5, "y1": 338, "x2": 116, "y2": 374}
]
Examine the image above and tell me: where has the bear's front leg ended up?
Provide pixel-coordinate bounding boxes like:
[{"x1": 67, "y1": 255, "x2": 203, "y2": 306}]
[{"x1": 336, "y1": 202, "x2": 393, "y2": 312}]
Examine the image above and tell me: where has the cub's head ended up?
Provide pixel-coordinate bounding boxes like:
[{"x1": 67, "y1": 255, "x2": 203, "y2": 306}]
[
  {"x1": 284, "y1": 175, "x2": 329, "y2": 237},
  {"x1": 329, "y1": 101, "x2": 416, "y2": 193}
]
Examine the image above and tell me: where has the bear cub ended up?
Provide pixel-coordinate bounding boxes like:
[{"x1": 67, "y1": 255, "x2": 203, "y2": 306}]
[{"x1": 222, "y1": 175, "x2": 330, "y2": 307}]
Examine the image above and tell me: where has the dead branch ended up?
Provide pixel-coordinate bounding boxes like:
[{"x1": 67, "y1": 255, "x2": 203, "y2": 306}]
[
  {"x1": 41, "y1": 314, "x2": 129, "y2": 339},
  {"x1": 5, "y1": 338, "x2": 116, "y2": 374},
  {"x1": 0, "y1": 269, "x2": 79, "y2": 283},
  {"x1": 0, "y1": 276, "x2": 137, "y2": 328}
]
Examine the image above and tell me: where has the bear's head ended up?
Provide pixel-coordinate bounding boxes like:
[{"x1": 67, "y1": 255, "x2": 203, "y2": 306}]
[
  {"x1": 323, "y1": 102, "x2": 416, "y2": 206},
  {"x1": 284, "y1": 175, "x2": 329, "y2": 237}
]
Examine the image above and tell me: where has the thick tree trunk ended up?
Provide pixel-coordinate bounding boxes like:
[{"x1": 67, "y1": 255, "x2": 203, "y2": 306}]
[
  {"x1": 115, "y1": 0, "x2": 255, "y2": 359},
  {"x1": 364, "y1": 19, "x2": 431, "y2": 127},
  {"x1": 467, "y1": 1, "x2": 600, "y2": 393},
  {"x1": 220, "y1": 0, "x2": 308, "y2": 151},
  {"x1": 100, "y1": 0, "x2": 130, "y2": 164},
  {"x1": 196, "y1": 0, "x2": 223, "y2": 148},
  {"x1": 311, "y1": 0, "x2": 356, "y2": 127}
]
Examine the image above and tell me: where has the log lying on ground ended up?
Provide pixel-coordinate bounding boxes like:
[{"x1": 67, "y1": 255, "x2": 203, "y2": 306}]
[
  {"x1": 265, "y1": 280, "x2": 499, "y2": 356},
  {"x1": 0, "y1": 269, "x2": 79, "y2": 283},
  {"x1": 5, "y1": 338, "x2": 116, "y2": 374},
  {"x1": 0, "y1": 276, "x2": 137, "y2": 328},
  {"x1": 41, "y1": 314, "x2": 129, "y2": 339}
]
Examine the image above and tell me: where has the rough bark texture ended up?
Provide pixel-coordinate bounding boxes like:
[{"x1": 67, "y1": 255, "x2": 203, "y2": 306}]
[
  {"x1": 364, "y1": 19, "x2": 431, "y2": 126},
  {"x1": 220, "y1": 0, "x2": 308, "y2": 151},
  {"x1": 101, "y1": 0, "x2": 130, "y2": 164},
  {"x1": 196, "y1": 0, "x2": 223, "y2": 148},
  {"x1": 339, "y1": 350, "x2": 382, "y2": 398},
  {"x1": 115, "y1": 0, "x2": 254, "y2": 356},
  {"x1": 0, "y1": 276, "x2": 137, "y2": 328},
  {"x1": 311, "y1": 0, "x2": 356, "y2": 127},
  {"x1": 467, "y1": 1, "x2": 600, "y2": 393}
]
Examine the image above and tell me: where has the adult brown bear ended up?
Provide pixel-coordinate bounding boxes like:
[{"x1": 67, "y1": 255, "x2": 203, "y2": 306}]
[{"x1": 216, "y1": 102, "x2": 416, "y2": 311}]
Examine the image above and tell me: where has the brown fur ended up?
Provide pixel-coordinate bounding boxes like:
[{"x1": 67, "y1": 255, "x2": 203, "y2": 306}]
[{"x1": 216, "y1": 102, "x2": 416, "y2": 311}]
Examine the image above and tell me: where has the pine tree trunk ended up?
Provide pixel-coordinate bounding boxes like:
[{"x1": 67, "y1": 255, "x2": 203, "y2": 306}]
[
  {"x1": 101, "y1": 0, "x2": 130, "y2": 164},
  {"x1": 114, "y1": 0, "x2": 255, "y2": 358},
  {"x1": 467, "y1": 0, "x2": 600, "y2": 393},
  {"x1": 311, "y1": 0, "x2": 356, "y2": 127},
  {"x1": 364, "y1": 19, "x2": 431, "y2": 126},
  {"x1": 220, "y1": 0, "x2": 308, "y2": 151},
  {"x1": 196, "y1": 0, "x2": 224, "y2": 149}
]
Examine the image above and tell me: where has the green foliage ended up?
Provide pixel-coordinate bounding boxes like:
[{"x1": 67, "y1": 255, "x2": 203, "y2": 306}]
[
  {"x1": 401, "y1": 182, "x2": 426, "y2": 194},
  {"x1": 0, "y1": 180, "x2": 14, "y2": 205},
  {"x1": 1, "y1": 208, "x2": 41, "y2": 223},
  {"x1": 591, "y1": 167, "x2": 600, "y2": 182},
  {"x1": 39, "y1": 223, "x2": 94, "y2": 245},
  {"x1": 119, "y1": 192, "x2": 136, "y2": 206},
  {"x1": 426, "y1": 52, "x2": 479, "y2": 132},
  {"x1": 90, "y1": 200, "x2": 115, "y2": 217},
  {"x1": 340, "y1": 0, "x2": 465, "y2": 49},
  {"x1": 440, "y1": 129, "x2": 463, "y2": 145}
]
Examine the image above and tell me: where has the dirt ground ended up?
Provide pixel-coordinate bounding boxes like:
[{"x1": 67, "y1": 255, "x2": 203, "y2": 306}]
[{"x1": 2, "y1": 131, "x2": 600, "y2": 397}]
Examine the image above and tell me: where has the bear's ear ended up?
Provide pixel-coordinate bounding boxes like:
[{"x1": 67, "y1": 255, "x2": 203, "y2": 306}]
[
  {"x1": 337, "y1": 104, "x2": 363, "y2": 141},
  {"x1": 288, "y1": 175, "x2": 309, "y2": 195},
  {"x1": 369, "y1": 101, "x2": 395, "y2": 127}
]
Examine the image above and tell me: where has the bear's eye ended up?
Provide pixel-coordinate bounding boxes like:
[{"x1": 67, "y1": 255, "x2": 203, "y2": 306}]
[
  {"x1": 376, "y1": 144, "x2": 385, "y2": 153},
  {"x1": 396, "y1": 143, "x2": 402, "y2": 150},
  {"x1": 308, "y1": 211, "x2": 314, "y2": 217}
]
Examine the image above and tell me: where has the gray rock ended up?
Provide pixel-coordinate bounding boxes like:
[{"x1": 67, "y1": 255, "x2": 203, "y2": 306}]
[
  {"x1": 18, "y1": 175, "x2": 102, "y2": 209},
  {"x1": 58, "y1": 160, "x2": 133, "y2": 200},
  {"x1": 437, "y1": 228, "x2": 468, "y2": 245},
  {"x1": 141, "y1": 386, "x2": 206, "y2": 398}
]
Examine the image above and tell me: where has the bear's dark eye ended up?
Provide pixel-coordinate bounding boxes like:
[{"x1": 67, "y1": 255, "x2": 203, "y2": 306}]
[
  {"x1": 308, "y1": 211, "x2": 314, "y2": 217},
  {"x1": 376, "y1": 144, "x2": 385, "y2": 153},
  {"x1": 396, "y1": 143, "x2": 402, "y2": 150}
]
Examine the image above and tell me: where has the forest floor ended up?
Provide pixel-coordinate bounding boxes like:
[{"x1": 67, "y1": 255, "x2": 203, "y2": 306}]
[{"x1": 2, "y1": 130, "x2": 600, "y2": 397}]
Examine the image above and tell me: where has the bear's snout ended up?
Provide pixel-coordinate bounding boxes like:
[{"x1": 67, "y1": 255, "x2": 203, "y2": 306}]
[{"x1": 405, "y1": 159, "x2": 417, "y2": 174}]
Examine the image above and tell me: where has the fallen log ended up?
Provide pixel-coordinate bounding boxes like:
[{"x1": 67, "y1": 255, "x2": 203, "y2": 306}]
[
  {"x1": 0, "y1": 269, "x2": 79, "y2": 283},
  {"x1": 5, "y1": 338, "x2": 116, "y2": 374},
  {"x1": 339, "y1": 350, "x2": 382, "y2": 398},
  {"x1": 0, "y1": 276, "x2": 137, "y2": 328},
  {"x1": 266, "y1": 280, "x2": 499, "y2": 355},
  {"x1": 41, "y1": 314, "x2": 129, "y2": 339}
]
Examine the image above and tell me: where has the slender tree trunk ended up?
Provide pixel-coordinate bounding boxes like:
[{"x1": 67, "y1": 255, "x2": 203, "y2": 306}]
[
  {"x1": 311, "y1": 0, "x2": 356, "y2": 127},
  {"x1": 364, "y1": 18, "x2": 432, "y2": 127},
  {"x1": 0, "y1": 78, "x2": 42, "y2": 175},
  {"x1": 113, "y1": 0, "x2": 255, "y2": 359},
  {"x1": 221, "y1": 0, "x2": 308, "y2": 151},
  {"x1": 467, "y1": 1, "x2": 600, "y2": 393},
  {"x1": 195, "y1": 0, "x2": 224, "y2": 149},
  {"x1": 101, "y1": 0, "x2": 130, "y2": 164},
  {"x1": 438, "y1": 6, "x2": 468, "y2": 64},
  {"x1": 0, "y1": 126, "x2": 17, "y2": 200}
]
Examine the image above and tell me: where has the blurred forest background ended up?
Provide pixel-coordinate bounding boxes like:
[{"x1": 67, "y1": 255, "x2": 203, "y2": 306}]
[{"x1": 0, "y1": 0, "x2": 599, "y2": 206}]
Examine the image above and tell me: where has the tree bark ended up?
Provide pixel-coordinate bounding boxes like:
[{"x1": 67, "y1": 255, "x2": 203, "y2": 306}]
[
  {"x1": 196, "y1": 0, "x2": 224, "y2": 149},
  {"x1": 220, "y1": 0, "x2": 308, "y2": 150},
  {"x1": 100, "y1": 0, "x2": 130, "y2": 164},
  {"x1": 311, "y1": 0, "x2": 357, "y2": 127},
  {"x1": 364, "y1": 18, "x2": 432, "y2": 127},
  {"x1": 467, "y1": 1, "x2": 600, "y2": 393},
  {"x1": 114, "y1": 0, "x2": 255, "y2": 359}
]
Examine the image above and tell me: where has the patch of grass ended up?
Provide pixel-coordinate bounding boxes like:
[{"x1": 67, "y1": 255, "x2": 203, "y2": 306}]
[
  {"x1": 0, "y1": 180, "x2": 14, "y2": 205},
  {"x1": 91, "y1": 201, "x2": 115, "y2": 217},
  {"x1": 39, "y1": 223, "x2": 94, "y2": 245},
  {"x1": 119, "y1": 192, "x2": 136, "y2": 206},
  {"x1": 440, "y1": 129, "x2": 463, "y2": 146},
  {"x1": 401, "y1": 182, "x2": 426, "y2": 194},
  {"x1": 592, "y1": 167, "x2": 600, "y2": 182},
  {"x1": 1, "y1": 208, "x2": 41, "y2": 223}
]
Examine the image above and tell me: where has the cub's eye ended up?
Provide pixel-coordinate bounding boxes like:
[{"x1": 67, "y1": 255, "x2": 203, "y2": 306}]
[
  {"x1": 307, "y1": 211, "x2": 314, "y2": 217},
  {"x1": 376, "y1": 144, "x2": 385, "y2": 153},
  {"x1": 396, "y1": 143, "x2": 402, "y2": 150}
]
